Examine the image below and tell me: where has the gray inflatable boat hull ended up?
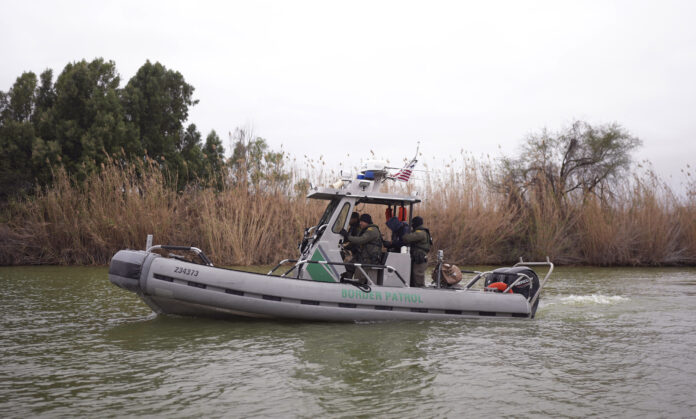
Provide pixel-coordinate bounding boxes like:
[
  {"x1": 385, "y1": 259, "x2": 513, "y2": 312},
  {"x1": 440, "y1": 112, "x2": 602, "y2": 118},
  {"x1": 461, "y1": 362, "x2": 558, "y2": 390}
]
[{"x1": 109, "y1": 250, "x2": 536, "y2": 321}]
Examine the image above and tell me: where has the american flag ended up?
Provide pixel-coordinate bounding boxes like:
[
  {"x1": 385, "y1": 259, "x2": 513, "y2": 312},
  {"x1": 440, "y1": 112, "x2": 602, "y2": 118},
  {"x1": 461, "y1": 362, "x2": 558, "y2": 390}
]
[{"x1": 393, "y1": 158, "x2": 417, "y2": 182}]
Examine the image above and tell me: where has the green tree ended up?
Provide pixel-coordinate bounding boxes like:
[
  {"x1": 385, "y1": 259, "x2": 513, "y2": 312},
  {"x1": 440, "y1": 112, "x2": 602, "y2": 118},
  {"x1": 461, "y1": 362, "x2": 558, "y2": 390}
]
[
  {"x1": 202, "y1": 130, "x2": 226, "y2": 188},
  {"x1": 50, "y1": 58, "x2": 136, "y2": 178},
  {"x1": 1, "y1": 59, "x2": 211, "y2": 198},
  {"x1": 122, "y1": 60, "x2": 197, "y2": 165},
  {"x1": 4, "y1": 72, "x2": 37, "y2": 122},
  {"x1": 0, "y1": 72, "x2": 39, "y2": 198},
  {"x1": 0, "y1": 91, "x2": 6, "y2": 115},
  {"x1": 30, "y1": 69, "x2": 61, "y2": 185},
  {"x1": 34, "y1": 69, "x2": 56, "y2": 116},
  {"x1": 174, "y1": 123, "x2": 205, "y2": 187}
]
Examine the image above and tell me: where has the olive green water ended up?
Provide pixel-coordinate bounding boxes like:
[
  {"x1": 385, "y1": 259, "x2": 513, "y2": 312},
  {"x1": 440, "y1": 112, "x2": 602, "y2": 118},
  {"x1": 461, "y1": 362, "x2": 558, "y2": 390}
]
[{"x1": 2, "y1": 266, "x2": 696, "y2": 418}]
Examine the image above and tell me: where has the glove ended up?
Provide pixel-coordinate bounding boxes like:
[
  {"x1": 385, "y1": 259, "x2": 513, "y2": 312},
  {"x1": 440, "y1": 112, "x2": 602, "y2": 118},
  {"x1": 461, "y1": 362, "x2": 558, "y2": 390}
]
[
  {"x1": 383, "y1": 240, "x2": 392, "y2": 247},
  {"x1": 339, "y1": 228, "x2": 348, "y2": 239}
]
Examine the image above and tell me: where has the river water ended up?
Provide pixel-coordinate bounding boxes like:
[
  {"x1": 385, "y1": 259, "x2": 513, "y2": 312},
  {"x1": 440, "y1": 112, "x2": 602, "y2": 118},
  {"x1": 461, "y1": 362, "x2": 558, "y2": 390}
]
[{"x1": 1, "y1": 266, "x2": 696, "y2": 418}]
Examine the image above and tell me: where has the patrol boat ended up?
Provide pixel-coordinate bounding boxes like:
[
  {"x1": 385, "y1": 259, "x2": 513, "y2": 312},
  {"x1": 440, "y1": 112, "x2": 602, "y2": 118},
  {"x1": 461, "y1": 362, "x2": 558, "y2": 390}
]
[{"x1": 108, "y1": 160, "x2": 553, "y2": 321}]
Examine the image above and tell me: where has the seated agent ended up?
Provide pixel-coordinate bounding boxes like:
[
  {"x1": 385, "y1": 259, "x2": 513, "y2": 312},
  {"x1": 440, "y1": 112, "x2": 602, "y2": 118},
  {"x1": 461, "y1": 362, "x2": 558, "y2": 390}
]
[
  {"x1": 401, "y1": 216, "x2": 432, "y2": 287},
  {"x1": 340, "y1": 212, "x2": 361, "y2": 279},
  {"x1": 341, "y1": 213, "x2": 382, "y2": 284},
  {"x1": 344, "y1": 212, "x2": 361, "y2": 251},
  {"x1": 383, "y1": 216, "x2": 411, "y2": 252}
]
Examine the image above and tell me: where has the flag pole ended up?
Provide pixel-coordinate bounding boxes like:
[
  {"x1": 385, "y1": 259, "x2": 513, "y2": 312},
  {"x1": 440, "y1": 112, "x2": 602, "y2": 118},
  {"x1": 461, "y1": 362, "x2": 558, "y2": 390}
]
[{"x1": 388, "y1": 142, "x2": 421, "y2": 182}]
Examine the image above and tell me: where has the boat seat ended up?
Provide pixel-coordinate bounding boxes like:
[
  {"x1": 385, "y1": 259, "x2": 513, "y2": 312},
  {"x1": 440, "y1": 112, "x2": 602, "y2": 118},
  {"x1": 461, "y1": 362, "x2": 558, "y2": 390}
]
[
  {"x1": 376, "y1": 252, "x2": 388, "y2": 285},
  {"x1": 380, "y1": 251, "x2": 389, "y2": 264}
]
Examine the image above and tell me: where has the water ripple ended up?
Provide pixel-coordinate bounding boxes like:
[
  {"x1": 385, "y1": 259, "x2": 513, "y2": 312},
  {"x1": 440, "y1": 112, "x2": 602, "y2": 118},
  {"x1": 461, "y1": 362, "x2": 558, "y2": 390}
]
[
  {"x1": 559, "y1": 294, "x2": 630, "y2": 305},
  {"x1": 2, "y1": 266, "x2": 696, "y2": 417}
]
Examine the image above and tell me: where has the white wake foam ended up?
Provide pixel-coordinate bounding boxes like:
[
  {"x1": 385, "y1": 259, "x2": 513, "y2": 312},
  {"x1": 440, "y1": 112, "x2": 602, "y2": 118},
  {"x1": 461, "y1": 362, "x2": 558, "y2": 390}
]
[{"x1": 559, "y1": 294, "x2": 630, "y2": 305}]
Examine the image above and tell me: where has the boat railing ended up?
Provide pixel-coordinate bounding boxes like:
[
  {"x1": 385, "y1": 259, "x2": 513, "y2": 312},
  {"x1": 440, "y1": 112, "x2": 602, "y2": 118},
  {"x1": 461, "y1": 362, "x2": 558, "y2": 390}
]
[
  {"x1": 267, "y1": 259, "x2": 409, "y2": 287},
  {"x1": 147, "y1": 245, "x2": 214, "y2": 267},
  {"x1": 464, "y1": 271, "x2": 493, "y2": 290},
  {"x1": 515, "y1": 257, "x2": 554, "y2": 307},
  {"x1": 464, "y1": 257, "x2": 554, "y2": 304},
  {"x1": 465, "y1": 270, "x2": 533, "y2": 296},
  {"x1": 267, "y1": 257, "x2": 553, "y2": 299}
]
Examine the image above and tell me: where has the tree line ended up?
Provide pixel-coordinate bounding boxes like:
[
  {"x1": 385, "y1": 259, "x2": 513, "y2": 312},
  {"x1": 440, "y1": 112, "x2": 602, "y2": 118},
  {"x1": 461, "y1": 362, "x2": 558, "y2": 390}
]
[
  {"x1": 485, "y1": 120, "x2": 642, "y2": 207},
  {"x1": 2, "y1": 57, "x2": 646, "y2": 211},
  {"x1": 3, "y1": 58, "x2": 692, "y2": 266},
  {"x1": 0, "y1": 58, "x2": 294, "y2": 201}
]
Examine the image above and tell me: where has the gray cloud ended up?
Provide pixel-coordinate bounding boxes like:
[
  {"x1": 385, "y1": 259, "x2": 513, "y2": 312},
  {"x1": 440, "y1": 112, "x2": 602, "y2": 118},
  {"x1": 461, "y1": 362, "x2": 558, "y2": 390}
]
[{"x1": 2, "y1": 0, "x2": 694, "y2": 189}]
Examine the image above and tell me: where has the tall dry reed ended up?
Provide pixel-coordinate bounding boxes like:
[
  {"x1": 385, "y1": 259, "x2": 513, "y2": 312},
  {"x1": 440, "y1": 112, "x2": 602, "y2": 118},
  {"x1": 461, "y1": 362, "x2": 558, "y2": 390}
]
[
  {"x1": 575, "y1": 174, "x2": 696, "y2": 265},
  {"x1": 0, "y1": 160, "x2": 323, "y2": 265},
  {"x1": 418, "y1": 158, "x2": 522, "y2": 264},
  {"x1": 1, "y1": 156, "x2": 695, "y2": 266}
]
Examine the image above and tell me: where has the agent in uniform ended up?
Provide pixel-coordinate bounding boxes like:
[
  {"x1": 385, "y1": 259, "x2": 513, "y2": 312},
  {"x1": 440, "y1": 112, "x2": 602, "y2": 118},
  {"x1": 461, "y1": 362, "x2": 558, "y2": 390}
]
[
  {"x1": 340, "y1": 212, "x2": 361, "y2": 279},
  {"x1": 402, "y1": 216, "x2": 431, "y2": 287},
  {"x1": 342, "y1": 213, "x2": 382, "y2": 283},
  {"x1": 383, "y1": 216, "x2": 411, "y2": 252},
  {"x1": 344, "y1": 212, "x2": 361, "y2": 252}
]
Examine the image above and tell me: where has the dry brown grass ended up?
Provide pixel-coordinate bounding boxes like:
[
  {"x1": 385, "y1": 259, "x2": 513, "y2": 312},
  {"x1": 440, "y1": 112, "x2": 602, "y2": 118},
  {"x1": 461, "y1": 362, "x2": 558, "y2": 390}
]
[
  {"x1": 1, "y1": 157, "x2": 695, "y2": 266},
  {"x1": 419, "y1": 161, "x2": 522, "y2": 264},
  {"x1": 571, "y1": 174, "x2": 696, "y2": 265},
  {"x1": 0, "y1": 160, "x2": 323, "y2": 265}
]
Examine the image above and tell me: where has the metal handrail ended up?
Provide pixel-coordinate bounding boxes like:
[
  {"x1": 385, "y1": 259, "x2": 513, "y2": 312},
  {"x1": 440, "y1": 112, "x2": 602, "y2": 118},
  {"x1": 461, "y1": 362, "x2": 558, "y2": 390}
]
[
  {"x1": 464, "y1": 271, "x2": 490, "y2": 289},
  {"x1": 267, "y1": 259, "x2": 301, "y2": 278},
  {"x1": 267, "y1": 256, "x2": 553, "y2": 303},
  {"x1": 464, "y1": 256, "x2": 553, "y2": 304},
  {"x1": 305, "y1": 223, "x2": 328, "y2": 237},
  {"x1": 470, "y1": 271, "x2": 537, "y2": 301},
  {"x1": 515, "y1": 257, "x2": 554, "y2": 308},
  {"x1": 503, "y1": 273, "x2": 533, "y2": 293},
  {"x1": 267, "y1": 258, "x2": 408, "y2": 286},
  {"x1": 147, "y1": 245, "x2": 214, "y2": 267},
  {"x1": 470, "y1": 272, "x2": 529, "y2": 294}
]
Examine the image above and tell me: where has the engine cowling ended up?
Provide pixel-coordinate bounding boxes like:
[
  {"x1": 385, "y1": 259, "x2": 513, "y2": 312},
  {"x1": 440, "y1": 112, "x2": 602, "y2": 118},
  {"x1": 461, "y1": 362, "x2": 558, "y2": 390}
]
[
  {"x1": 108, "y1": 249, "x2": 148, "y2": 293},
  {"x1": 484, "y1": 267, "x2": 539, "y2": 299}
]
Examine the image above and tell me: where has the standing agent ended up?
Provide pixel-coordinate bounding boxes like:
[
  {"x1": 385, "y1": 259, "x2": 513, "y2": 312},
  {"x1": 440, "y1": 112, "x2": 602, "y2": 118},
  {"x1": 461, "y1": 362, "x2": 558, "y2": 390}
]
[
  {"x1": 342, "y1": 213, "x2": 382, "y2": 284},
  {"x1": 383, "y1": 216, "x2": 411, "y2": 252},
  {"x1": 402, "y1": 216, "x2": 431, "y2": 287}
]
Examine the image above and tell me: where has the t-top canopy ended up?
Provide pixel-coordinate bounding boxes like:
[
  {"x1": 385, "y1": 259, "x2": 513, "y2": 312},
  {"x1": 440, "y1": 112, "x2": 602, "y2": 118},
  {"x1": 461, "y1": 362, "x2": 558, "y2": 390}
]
[{"x1": 306, "y1": 187, "x2": 421, "y2": 205}]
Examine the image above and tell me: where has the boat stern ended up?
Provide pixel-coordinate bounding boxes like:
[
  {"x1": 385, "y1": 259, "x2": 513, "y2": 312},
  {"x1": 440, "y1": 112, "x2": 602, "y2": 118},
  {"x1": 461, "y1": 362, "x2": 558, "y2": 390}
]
[{"x1": 108, "y1": 249, "x2": 148, "y2": 293}]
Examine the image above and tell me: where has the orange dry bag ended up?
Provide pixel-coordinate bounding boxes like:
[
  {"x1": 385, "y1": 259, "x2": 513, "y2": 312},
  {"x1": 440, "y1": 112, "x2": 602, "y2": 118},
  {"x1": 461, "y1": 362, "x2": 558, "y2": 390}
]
[{"x1": 486, "y1": 282, "x2": 512, "y2": 293}]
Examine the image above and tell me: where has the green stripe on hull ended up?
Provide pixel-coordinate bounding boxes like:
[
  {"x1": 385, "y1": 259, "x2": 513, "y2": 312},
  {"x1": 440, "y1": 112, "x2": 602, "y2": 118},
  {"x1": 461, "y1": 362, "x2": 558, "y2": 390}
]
[{"x1": 307, "y1": 249, "x2": 337, "y2": 282}]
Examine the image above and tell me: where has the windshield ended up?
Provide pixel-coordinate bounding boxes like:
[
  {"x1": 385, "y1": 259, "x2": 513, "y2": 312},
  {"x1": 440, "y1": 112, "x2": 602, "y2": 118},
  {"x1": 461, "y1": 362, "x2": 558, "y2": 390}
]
[
  {"x1": 317, "y1": 198, "x2": 340, "y2": 228},
  {"x1": 332, "y1": 202, "x2": 352, "y2": 233}
]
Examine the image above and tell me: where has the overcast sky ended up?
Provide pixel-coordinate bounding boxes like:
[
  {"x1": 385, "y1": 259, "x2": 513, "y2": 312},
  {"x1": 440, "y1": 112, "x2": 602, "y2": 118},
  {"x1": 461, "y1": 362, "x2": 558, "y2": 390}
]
[{"x1": 2, "y1": 0, "x2": 695, "y2": 188}]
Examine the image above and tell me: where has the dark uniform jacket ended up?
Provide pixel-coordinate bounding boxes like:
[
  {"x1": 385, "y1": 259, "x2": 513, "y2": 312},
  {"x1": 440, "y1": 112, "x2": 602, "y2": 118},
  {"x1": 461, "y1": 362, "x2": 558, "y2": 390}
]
[
  {"x1": 347, "y1": 224, "x2": 383, "y2": 265},
  {"x1": 402, "y1": 227, "x2": 431, "y2": 264},
  {"x1": 344, "y1": 222, "x2": 361, "y2": 254},
  {"x1": 385, "y1": 217, "x2": 411, "y2": 252}
]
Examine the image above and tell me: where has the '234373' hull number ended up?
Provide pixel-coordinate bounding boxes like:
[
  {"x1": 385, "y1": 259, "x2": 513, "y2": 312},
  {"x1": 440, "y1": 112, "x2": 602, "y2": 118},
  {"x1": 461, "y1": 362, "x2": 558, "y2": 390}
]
[{"x1": 174, "y1": 266, "x2": 199, "y2": 277}]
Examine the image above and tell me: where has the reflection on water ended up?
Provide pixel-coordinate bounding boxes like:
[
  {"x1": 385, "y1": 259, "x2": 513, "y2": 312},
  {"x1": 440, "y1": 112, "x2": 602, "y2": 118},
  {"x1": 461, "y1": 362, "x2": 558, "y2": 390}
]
[
  {"x1": 1, "y1": 266, "x2": 696, "y2": 417},
  {"x1": 557, "y1": 294, "x2": 631, "y2": 305}
]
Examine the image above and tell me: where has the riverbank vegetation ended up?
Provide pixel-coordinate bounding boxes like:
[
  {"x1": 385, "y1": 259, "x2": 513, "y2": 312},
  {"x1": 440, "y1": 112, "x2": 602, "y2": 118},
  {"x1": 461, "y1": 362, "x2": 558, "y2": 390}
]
[{"x1": 1, "y1": 58, "x2": 695, "y2": 266}]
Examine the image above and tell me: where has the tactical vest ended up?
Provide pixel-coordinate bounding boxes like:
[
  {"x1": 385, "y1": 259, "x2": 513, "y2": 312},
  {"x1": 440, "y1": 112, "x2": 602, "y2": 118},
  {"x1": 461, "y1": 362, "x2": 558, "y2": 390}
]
[
  {"x1": 345, "y1": 223, "x2": 361, "y2": 252},
  {"x1": 358, "y1": 224, "x2": 383, "y2": 265},
  {"x1": 410, "y1": 227, "x2": 431, "y2": 264}
]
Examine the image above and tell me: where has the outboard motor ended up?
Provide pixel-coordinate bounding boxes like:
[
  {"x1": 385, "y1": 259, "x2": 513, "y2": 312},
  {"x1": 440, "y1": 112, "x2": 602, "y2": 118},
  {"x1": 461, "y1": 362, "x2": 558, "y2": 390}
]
[
  {"x1": 108, "y1": 250, "x2": 148, "y2": 293},
  {"x1": 484, "y1": 267, "x2": 540, "y2": 299}
]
